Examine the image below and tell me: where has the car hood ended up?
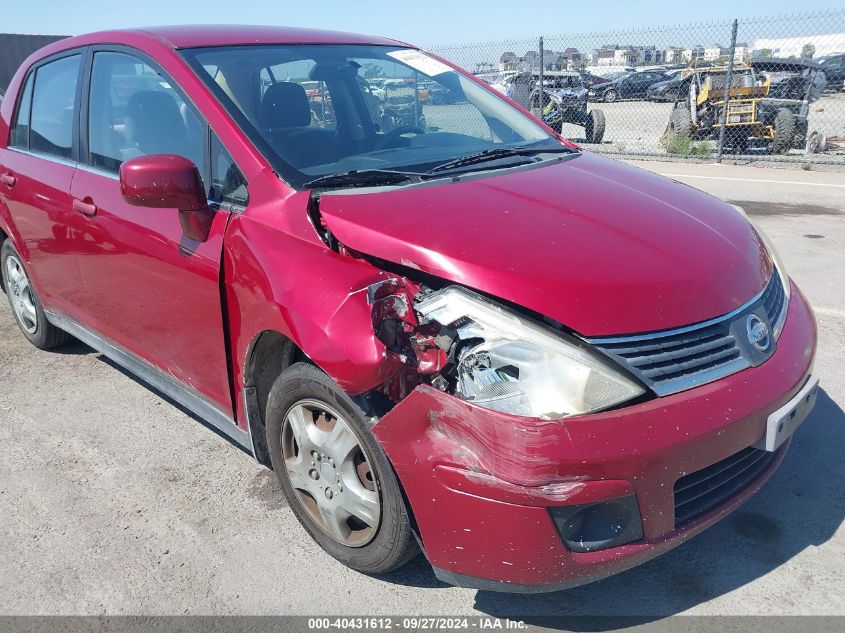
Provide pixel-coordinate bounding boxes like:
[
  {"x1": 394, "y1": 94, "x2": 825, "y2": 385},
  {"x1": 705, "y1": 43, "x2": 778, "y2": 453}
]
[{"x1": 317, "y1": 152, "x2": 770, "y2": 336}]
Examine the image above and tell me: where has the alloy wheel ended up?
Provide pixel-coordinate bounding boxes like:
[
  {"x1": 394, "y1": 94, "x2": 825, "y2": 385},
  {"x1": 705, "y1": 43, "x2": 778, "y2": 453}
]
[
  {"x1": 5, "y1": 255, "x2": 38, "y2": 334},
  {"x1": 281, "y1": 399, "x2": 381, "y2": 547}
]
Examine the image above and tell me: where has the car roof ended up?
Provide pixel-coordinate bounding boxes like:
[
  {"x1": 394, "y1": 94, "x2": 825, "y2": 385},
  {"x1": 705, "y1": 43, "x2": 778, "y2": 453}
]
[{"x1": 40, "y1": 24, "x2": 407, "y2": 53}]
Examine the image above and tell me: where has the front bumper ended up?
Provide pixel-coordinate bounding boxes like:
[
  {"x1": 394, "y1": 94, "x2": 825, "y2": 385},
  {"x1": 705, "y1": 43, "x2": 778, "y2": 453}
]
[{"x1": 372, "y1": 283, "x2": 817, "y2": 591}]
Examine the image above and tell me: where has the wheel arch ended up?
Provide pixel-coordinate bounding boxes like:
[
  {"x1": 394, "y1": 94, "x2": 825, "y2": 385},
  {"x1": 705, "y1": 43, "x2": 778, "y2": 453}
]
[{"x1": 243, "y1": 329, "x2": 306, "y2": 465}]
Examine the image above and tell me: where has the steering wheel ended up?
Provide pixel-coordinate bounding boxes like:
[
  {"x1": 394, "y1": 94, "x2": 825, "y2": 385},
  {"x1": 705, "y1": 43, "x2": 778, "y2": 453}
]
[{"x1": 376, "y1": 125, "x2": 426, "y2": 149}]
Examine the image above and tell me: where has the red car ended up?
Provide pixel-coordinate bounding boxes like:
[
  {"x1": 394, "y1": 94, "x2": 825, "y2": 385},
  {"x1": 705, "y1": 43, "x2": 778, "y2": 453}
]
[{"x1": 0, "y1": 26, "x2": 818, "y2": 592}]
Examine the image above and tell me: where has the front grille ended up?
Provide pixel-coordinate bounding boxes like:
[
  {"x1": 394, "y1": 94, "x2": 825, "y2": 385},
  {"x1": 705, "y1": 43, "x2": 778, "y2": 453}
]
[
  {"x1": 588, "y1": 269, "x2": 785, "y2": 396},
  {"x1": 762, "y1": 268, "x2": 786, "y2": 329},
  {"x1": 674, "y1": 446, "x2": 777, "y2": 525}
]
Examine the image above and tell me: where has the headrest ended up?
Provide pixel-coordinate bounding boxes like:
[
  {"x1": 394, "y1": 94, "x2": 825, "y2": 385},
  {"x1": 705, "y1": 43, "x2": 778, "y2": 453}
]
[
  {"x1": 125, "y1": 91, "x2": 186, "y2": 154},
  {"x1": 260, "y1": 82, "x2": 311, "y2": 129}
]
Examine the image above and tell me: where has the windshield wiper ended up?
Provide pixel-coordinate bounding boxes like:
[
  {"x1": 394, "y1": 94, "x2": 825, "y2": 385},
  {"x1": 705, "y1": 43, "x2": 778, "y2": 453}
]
[
  {"x1": 426, "y1": 145, "x2": 576, "y2": 174},
  {"x1": 302, "y1": 169, "x2": 423, "y2": 189}
]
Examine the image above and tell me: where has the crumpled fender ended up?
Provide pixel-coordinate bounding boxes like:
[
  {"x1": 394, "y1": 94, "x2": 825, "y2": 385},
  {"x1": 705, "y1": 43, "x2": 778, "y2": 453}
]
[{"x1": 223, "y1": 181, "x2": 406, "y2": 411}]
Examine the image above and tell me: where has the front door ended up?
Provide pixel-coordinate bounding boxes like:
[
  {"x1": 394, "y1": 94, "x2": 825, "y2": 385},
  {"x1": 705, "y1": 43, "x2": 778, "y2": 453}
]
[{"x1": 68, "y1": 49, "x2": 234, "y2": 413}]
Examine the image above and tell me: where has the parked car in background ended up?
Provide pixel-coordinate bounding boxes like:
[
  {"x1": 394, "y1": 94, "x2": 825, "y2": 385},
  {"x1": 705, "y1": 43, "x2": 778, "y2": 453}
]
[
  {"x1": 578, "y1": 70, "x2": 610, "y2": 89},
  {"x1": 0, "y1": 25, "x2": 817, "y2": 594},
  {"x1": 589, "y1": 70, "x2": 669, "y2": 102},
  {"x1": 647, "y1": 75, "x2": 683, "y2": 102},
  {"x1": 819, "y1": 53, "x2": 845, "y2": 90}
]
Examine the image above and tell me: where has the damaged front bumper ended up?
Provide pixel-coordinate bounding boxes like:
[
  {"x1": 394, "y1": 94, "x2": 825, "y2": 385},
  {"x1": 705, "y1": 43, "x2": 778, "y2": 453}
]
[{"x1": 371, "y1": 285, "x2": 816, "y2": 592}]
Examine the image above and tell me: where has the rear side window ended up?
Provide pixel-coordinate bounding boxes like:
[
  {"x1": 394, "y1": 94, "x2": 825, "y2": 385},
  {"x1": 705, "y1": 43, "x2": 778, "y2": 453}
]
[
  {"x1": 87, "y1": 51, "x2": 206, "y2": 178},
  {"x1": 10, "y1": 72, "x2": 35, "y2": 148},
  {"x1": 29, "y1": 55, "x2": 81, "y2": 159}
]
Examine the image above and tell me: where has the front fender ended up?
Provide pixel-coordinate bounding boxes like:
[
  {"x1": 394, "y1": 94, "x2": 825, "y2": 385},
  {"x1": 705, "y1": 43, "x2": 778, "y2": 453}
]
[{"x1": 224, "y1": 194, "x2": 404, "y2": 426}]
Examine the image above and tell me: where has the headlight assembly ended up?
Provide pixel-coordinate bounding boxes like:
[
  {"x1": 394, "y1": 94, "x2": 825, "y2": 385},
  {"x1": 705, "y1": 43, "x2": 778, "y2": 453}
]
[{"x1": 414, "y1": 287, "x2": 645, "y2": 419}]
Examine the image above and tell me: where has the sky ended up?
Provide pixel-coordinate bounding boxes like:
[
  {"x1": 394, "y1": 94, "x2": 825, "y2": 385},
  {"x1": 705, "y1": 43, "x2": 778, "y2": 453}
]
[{"x1": 5, "y1": 0, "x2": 845, "y2": 45}]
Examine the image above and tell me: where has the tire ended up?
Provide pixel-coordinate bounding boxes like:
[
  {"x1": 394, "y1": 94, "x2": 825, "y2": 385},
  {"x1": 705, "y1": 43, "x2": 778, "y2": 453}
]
[
  {"x1": 1, "y1": 239, "x2": 72, "y2": 350},
  {"x1": 768, "y1": 108, "x2": 796, "y2": 154},
  {"x1": 669, "y1": 104, "x2": 693, "y2": 139},
  {"x1": 604, "y1": 89, "x2": 617, "y2": 103},
  {"x1": 587, "y1": 109, "x2": 606, "y2": 144},
  {"x1": 265, "y1": 362, "x2": 419, "y2": 574}
]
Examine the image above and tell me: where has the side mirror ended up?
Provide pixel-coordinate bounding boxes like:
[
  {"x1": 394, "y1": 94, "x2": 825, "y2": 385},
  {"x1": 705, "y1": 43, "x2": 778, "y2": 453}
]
[{"x1": 119, "y1": 154, "x2": 213, "y2": 242}]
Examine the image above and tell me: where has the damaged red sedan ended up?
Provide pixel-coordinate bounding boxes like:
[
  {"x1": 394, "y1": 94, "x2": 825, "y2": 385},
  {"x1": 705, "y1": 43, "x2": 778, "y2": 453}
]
[{"x1": 0, "y1": 26, "x2": 818, "y2": 592}]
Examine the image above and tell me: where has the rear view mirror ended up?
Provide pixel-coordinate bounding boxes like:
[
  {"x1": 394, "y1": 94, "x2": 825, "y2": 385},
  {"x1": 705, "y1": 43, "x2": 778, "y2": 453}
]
[{"x1": 119, "y1": 154, "x2": 213, "y2": 242}]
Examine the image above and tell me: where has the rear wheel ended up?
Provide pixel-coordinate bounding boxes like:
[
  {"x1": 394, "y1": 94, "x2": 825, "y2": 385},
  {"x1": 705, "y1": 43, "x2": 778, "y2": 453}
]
[
  {"x1": 265, "y1": 363, "x2": 419, "y2": 574},
  {"x1": 586, "y1": 109, "x2": 606, "y2": 144},
  {"x1": 1, "y1": 240, "x2": 72, "y2": 350},
  {"x1": 669, "y1": 104, "x2": 693, "y2": 139},
  {"x1": 768, "y1": 108, "x2": 796, "y2": 154}
]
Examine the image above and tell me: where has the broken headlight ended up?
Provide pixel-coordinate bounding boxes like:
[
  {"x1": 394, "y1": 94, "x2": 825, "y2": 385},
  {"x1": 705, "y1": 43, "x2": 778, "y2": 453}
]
[{"x1": 415, "y1": 287, "x2": 645, "y2": 419}]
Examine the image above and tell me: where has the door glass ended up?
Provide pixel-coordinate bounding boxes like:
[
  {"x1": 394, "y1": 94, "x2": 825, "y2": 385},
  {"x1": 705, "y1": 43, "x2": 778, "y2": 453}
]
[
  {"x1": 10, "y1": 72, "x2": 35, "y2": 148},
  {"x1": 30, "y1": 55, "x2": 81, "y2": 159},
  {"x1": 88, "y1": 51, "x2": 206, "y2": 181}
]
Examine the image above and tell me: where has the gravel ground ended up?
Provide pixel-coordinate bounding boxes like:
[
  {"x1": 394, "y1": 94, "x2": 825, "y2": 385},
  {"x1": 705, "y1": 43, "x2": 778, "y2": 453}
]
[{"x1": 0, "y1": 160, "x2": 843, "y2": 620}]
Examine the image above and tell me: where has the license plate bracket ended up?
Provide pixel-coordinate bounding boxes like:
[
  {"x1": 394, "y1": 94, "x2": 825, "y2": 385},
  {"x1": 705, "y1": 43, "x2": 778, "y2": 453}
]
[{"x1": 754, "y1": 375, "x2": 819, "y2": 452}]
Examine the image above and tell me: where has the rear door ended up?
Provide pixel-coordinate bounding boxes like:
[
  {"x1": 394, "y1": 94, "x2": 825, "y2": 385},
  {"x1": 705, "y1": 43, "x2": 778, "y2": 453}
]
[
  {"x1": 68, "y1": 48, "x2": 237, "y2": 413},
  {"x1": 623, "y1": 73, "x2": 647, "y2": 98},
  {"x1": 0, "y1": 52, "x2": 87, "y2": 319}
]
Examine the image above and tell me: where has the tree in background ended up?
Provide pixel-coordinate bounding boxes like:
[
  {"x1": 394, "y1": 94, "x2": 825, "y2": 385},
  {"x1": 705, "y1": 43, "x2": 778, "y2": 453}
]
[{"x1": 801, "y1": 43, "x2": 816, "y2": 59}]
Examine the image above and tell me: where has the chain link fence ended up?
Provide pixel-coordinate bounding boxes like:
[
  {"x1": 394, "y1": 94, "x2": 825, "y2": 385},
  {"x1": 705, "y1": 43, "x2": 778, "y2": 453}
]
[{"x1": 426, "y1": 9, "x2": 845, "y2": 164}]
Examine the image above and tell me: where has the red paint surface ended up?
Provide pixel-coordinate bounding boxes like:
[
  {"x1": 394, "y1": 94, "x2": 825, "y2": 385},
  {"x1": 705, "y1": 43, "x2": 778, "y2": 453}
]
[
  {"x1": 68, "y1": 167, "x2": 234, "y2": 410},
  {"x1": 319, "y1": 153, "x2": 771, "y2": 336},
  {"x1": 119, "y1": 154, "x2": 207, "y2": 211}
]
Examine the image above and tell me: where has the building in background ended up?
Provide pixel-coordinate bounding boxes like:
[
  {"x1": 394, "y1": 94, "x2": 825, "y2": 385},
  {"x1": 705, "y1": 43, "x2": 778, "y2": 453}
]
[
  {"x1": 0, "y1": 33, "x2": 68, "y2": 91},
  {"x1": 752, "y1": 33, "x2": 845, "y2": 59}
]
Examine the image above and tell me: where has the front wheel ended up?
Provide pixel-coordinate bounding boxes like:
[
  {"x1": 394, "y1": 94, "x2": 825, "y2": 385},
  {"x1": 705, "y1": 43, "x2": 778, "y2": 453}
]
[
  {"x1": 1, "y1": 239, "x2": 72, "y2": 350},
  {"x1": 265, "y1": 363, "x2": 419, "y2": 574},
  {"x1": 768, "y1": 108, "x2": 796, "y2": 154},
  {"x1": 604, "y1": 89, "x2": 618, "y2": 103}
]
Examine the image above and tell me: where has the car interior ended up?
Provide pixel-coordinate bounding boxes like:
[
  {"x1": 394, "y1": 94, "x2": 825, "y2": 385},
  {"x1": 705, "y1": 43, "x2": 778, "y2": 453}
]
[{"x1": 185, "y1": 44, "x2": 553, "y2": 181}]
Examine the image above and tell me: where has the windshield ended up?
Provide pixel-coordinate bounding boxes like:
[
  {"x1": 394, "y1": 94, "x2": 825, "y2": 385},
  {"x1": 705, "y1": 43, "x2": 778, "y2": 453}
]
[{"x1": 181, "y1": 44, "x2": 557, "y2": 188}]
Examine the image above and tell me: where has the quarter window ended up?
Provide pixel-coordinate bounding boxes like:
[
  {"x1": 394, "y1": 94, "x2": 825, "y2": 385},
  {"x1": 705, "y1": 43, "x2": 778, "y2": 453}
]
[
  {"x1": 87, "y1": 51, "x2": 206, "y2": 180},
  {"x1": 29, "y1": 55, "x2": 81, "y2": 159},
  {"x1": 210, "y1": 135, "x2": 248, "y2": 206},
  {"x1": 10, "y1": 72, "x2": 35, "y2": 148}
]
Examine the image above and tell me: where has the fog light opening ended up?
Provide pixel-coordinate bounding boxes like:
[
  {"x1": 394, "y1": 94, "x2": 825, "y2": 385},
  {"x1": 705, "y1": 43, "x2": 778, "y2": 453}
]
[{"x1": 549, "y1": 495, "x2": 643, "y2": 553}]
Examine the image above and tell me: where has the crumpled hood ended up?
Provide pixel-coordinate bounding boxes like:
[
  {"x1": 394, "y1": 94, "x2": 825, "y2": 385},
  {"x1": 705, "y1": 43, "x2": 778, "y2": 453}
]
[{"x1": 318, "y1": 152, "x2": 770, "y2": 336}]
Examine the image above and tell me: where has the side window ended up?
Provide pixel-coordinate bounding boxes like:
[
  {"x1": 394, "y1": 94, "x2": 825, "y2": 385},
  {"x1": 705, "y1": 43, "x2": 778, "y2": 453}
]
[
  {"x1": 10, "y1": 72, "x2": 35, "y2": 148},
  {"x1": 210, "y1": 135, "x2": 248, "y2": 206},
  {"x1": 29, "y1": 55, "x2": 81, "y2": 158},
  {"x1": 87, "y1": 51, "x2": 206, "y2": 180}
]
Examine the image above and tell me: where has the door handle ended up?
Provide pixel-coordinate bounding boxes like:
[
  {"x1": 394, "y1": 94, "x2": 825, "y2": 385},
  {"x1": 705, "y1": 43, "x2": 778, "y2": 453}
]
[
  {"x1": 0, "y1": 173, "x2": 16, "y2": 187},
  {"x1": 72, "y1": 198, "x2": 98, "y2": 217}
]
